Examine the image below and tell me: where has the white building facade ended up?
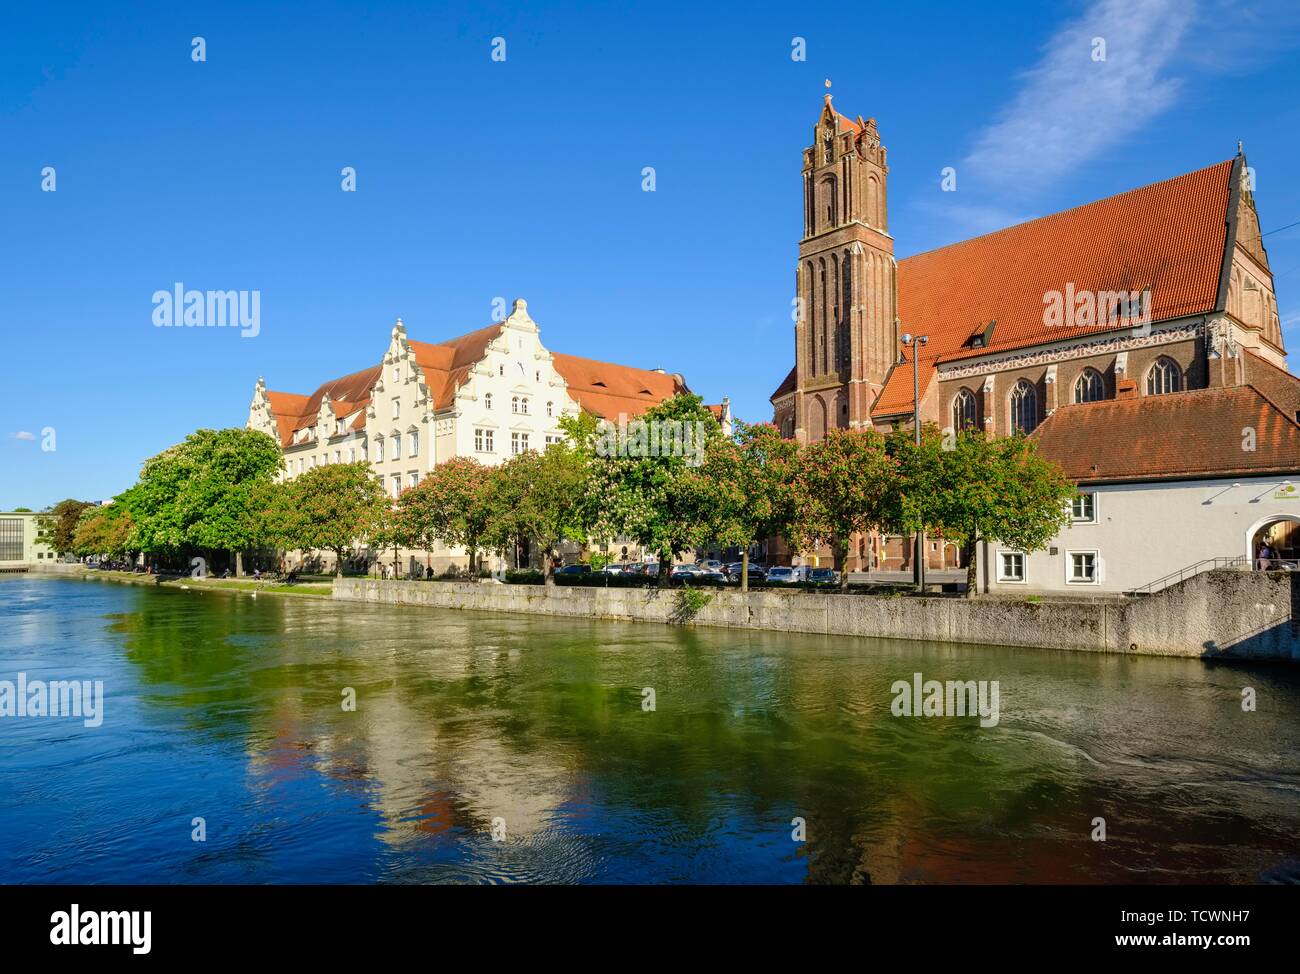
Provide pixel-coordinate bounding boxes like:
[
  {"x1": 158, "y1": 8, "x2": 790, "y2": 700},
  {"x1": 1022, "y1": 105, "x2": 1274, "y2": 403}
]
[{"x1": 247, "y1": 299, "x2": 712, "y2": 574}]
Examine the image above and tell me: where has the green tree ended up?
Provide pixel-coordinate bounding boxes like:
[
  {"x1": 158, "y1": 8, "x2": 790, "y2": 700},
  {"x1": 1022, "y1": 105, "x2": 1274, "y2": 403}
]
[
  {"x1": 36, "y1": 498, "x2": 97, "y2": 554},
  {"x1": 787, "y1": 427, "x2": 898, "y2": 591},
  {"x1": 180, "y1": 428, "x2": 285, "y2": 575},
  {"x1": 584, "y1": 394, "x2": 724, "y2": 587},
  {"x1": 280, "y1": 462, "x2": 389, "y2": 577},
  {"x1": 483, "y1": 439, "x2": 593, "y2": 584},
  {"x1": 930, "y1": 431, "x2": 1075, "y2": 596},
  {"x1": 72, "y1": 503, "x2": 134, "y2": 560},
  {"x1": 696, "y1": 422, "x2": 801, "y2": 591},
  {"x1": 400, "y1": 456, "x2": 495, "y2": 575}
]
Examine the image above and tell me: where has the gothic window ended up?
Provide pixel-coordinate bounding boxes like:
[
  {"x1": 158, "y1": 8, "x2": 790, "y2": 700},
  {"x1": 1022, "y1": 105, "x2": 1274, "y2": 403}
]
[
  {"x1": 1146, "y1": 357, "x2": 1182, "y2": 396},
  {"x1": 1074, "y1": 368, "x2": 1104, "y2": 403},
  {"x1": 952, "y1": 388, "x2": 977, "y2": 431},
  {"x1": 1010, "y1": 380, "x2": 1038, "y2": 434},
  {"x1": 823, "y1": 135, "x2": 833, "y2": 164}
]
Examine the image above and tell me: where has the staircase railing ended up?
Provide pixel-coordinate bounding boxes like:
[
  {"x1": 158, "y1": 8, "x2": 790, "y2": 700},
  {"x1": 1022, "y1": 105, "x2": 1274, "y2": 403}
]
[{"x1": 1125, "y1": 556, "x2": 1248, "y2": 597}]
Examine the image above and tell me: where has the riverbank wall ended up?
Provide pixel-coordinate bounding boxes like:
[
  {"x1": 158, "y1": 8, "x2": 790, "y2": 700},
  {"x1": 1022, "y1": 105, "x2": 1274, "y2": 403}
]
[{"x1": 333, "y1": 570, "x2": 1300, "y2": 662}]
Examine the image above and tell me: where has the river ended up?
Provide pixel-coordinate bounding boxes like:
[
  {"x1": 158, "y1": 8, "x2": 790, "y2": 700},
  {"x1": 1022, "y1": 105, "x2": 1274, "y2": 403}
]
[{"x1": 2, "y1": 576, "x2": 1298, "y2": 883}]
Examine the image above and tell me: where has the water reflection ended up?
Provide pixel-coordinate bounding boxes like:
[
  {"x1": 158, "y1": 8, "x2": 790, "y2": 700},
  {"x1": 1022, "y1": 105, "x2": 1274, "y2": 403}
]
[{"x1": 2, "y1": 577, "x2": 1298, "y2": 884}]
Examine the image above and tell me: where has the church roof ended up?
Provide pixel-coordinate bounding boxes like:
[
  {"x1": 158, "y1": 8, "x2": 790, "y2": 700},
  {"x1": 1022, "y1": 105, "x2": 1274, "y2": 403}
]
[
  {"x1": 869, "y1": 158, "x2": 1237, "y2": 416},
  {"x1": 1030, "y1": 383, "x2": 1300, "y2": 484}
]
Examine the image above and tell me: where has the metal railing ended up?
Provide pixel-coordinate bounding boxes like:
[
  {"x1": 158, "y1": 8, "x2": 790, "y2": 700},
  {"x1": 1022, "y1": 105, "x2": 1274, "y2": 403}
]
[{"x1": 1125, "y1": 556, "x2": 1248, "y2": 597}]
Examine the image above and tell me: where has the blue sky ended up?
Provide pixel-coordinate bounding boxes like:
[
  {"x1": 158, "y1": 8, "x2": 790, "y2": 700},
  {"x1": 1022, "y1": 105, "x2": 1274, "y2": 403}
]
[{"x1": 3, "y1": 0, "x2": 1299, "y2": 509}]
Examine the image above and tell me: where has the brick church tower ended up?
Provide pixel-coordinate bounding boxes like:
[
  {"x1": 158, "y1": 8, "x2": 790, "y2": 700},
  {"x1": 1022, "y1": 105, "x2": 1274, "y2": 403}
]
[{"x1": 793, "y1": 93, "x2": 897, "y2": 441}]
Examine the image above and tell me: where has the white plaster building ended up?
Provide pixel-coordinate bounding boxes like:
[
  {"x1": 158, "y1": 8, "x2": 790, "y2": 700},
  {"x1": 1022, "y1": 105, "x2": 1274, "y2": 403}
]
[{"x1": 247, "y1": 299, "x2": 719, "y2": 573}]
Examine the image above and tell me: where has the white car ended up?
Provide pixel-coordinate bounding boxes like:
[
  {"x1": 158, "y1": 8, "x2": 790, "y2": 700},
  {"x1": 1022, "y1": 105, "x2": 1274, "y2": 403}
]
[{"x1": 766, "y1": 566, "x2": 803, "y2": 584}]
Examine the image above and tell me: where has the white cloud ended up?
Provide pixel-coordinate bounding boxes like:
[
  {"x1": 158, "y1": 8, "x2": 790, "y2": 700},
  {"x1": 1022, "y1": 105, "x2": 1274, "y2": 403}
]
[
  {"x1": 964, "y1": 0, "x2": 1193, "y2": 193},
  {"x1": 9, "y1": 431, "x2": 36, "y2": 441}
]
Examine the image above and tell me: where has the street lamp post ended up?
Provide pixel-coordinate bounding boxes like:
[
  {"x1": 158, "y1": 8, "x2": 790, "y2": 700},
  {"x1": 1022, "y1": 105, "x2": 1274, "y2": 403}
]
[{"x1": 900, "y1": 332, "x2": 929, "y2": 593}]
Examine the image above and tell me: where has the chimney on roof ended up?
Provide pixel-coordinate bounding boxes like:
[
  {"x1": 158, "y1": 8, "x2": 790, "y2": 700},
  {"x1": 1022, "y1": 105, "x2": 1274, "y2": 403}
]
[{"x1": 1116, "y1": 378, "x2": 1138, "y2": 400}]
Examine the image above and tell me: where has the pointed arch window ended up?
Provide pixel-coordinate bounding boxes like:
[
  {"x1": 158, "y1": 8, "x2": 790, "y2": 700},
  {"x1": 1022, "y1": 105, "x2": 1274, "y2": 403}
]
[
  {"x1": 1074, "y1": 368, "x2": 1104, "y2": 404},
  {"x1": 952, "y1": 388, "x2": 977, "y2": 431},
  {"x1": 1010, "y1": 380, "x2": 1038, "y2": 434},
  {"x1": 1147, "y1": 357, "x2": 1182, "y2": 396}
]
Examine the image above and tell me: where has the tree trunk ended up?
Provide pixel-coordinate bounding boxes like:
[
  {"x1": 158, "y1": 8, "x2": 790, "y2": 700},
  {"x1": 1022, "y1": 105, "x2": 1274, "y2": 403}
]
[
  {"x1": 234, "y1": 550, "x2": 243, "y2": 578},
  {"x1": 833, "y1": 539, "x2": 849, "y2": 592},
  {"x1": 657, "y1": 549, "x2": 672, "y2": 588},
  {"x1": 544, "y1": 547, "x2": 557, "y2": 586},
  {"x1": 741, "y1": 548, "x2": 749, "y2": 593},
  {"x1": 964, "y1": 537, "x2": 978, "y2": 598},
  {"x1": 336, "y1": 548, "x2": 345, "y2": 579}
]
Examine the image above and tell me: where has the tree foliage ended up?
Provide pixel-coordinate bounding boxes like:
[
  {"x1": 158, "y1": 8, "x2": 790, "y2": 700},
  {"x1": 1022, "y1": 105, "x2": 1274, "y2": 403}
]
[
  {"x1": 398, "y1": 456, "x2": 495, "y2": 573},
  {"x1": 279, "y1": 461, "x2": 389, "y2": 576}
]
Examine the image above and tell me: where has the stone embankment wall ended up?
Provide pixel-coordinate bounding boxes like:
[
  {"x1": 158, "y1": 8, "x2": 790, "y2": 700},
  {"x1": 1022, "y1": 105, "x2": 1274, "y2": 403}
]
[{"x1": 333, "y1": 571, "x2": 1299, "y2": 662}]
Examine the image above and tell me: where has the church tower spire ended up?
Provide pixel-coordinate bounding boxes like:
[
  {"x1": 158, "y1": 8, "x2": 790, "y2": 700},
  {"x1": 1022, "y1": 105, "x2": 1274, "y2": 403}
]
[{"x1": 793, "y1": 94, "x2": 896, "y2": 440}]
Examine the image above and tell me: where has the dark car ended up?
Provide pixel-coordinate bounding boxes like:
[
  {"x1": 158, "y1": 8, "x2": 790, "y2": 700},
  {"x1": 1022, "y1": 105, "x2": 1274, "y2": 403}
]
[
  {"x1": 807, "y1": 568, "x2": 838, "y2": 585},
  {"x1": 555, "y1": 564, "x2": 592, "y2": 575}
]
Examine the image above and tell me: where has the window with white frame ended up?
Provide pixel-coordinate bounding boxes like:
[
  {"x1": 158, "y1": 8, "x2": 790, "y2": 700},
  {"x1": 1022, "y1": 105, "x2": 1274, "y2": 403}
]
[
  {"x1": 392, "y1": 399, "x2": 400, "y2": 419},
  {"x1": 332, "y1": 450, "x2": 340, "y2": 464},
  {"x1": 1010, "y1": 379, "x2": 1038, "y2": 434},
  {"x1": 546, "y1": 401, "x2": 553, "y2": 417},
  {"x1": 511, "y1": 432, "x2": 521, "y2": 455},
  {"x1": 997, "y1": 552, "x2": 1025, "y2": 582},
  {"x1": 390, "y1": 434, "x2": 400, "y2": 460},
  {"x1": 407, "y1": 471, "x2": 418, "y2": 490},
  {"x1": 520, "y1": 397, "x2": 529, "y2": 414},
  {"x1": 483, "y1": 429, "x2": 494, "y2": 452},
  {"x1": 347, "y1": 448, "x2": 355, "y2": 462},
  {"x1": 511, "y1": 396, "x2": 519, "y2": 414},
  {"x1": 390, "y1": 474, "x2": 402, "y2": 498},
  {"x1": 1146, "y1": 357, "x2": 1182, "y2": 396},
  {"x1": 374, "y1": 437, "x2": 384, "y2": 462},
  {"x1": 408, "y1": 430, "x2": 419, "y2": 457},
  {"x1": 1071, "y1": 493, "x2": 1096, "y2": 522},
  {"x1": 484, "y1": 393, "x2": 492, "y2": 410},
  {"x1": 1067, "y1": 551, "x2": 1098, "y2": 584}
]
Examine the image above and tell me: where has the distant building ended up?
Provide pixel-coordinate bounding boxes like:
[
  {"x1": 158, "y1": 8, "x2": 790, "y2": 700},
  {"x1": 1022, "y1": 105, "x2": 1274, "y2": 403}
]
[{"x1": 0, "y1": 512, "x2": 56, "y2": 570}]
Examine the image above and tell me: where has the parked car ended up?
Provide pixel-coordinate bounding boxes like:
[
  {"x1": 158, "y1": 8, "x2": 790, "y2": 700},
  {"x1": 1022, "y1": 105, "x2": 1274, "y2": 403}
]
[
  {"x1": 766, "y1": 566, "x2": 806, "y2": 584},
  {"x1": 598, "y1": 563, "x2": 625, "y2": 575},
  {"x1": 556, "y1": 564, "x2": 592, "y2": 575},
  {"x1": 807, "y1": 568, "x2": 838, "y2": 585},
  {"x1": 701, "y1": 560, "x2": 724, "y2": 572}
]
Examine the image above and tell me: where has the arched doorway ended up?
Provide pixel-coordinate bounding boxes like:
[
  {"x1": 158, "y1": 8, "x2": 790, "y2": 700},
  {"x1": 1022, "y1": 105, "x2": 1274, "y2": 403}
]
[{"x1": 1245, "y1": 515, "x2": 1300, "y2": 569}]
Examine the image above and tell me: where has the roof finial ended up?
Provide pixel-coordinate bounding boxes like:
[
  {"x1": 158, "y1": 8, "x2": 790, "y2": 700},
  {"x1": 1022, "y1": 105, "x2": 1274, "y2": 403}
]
[
  {"x1": 1237, "y1": 139, "x2": 1243, "y2": 155},
  {"x1": 824, "y1": 78, "x2": 832, "y2": 106}
]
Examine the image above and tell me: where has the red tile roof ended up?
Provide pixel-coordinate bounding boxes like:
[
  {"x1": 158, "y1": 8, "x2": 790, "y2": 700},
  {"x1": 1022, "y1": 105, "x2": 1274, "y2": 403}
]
[
  {"x1": 769, "y1": 366, "x2": 796, "y2": 402},
  {"x1": 1031, "y1": 385, "x2": 1300, "y2": 483},
  {"x1": 550, "y1": 352, "x2": 685, "y2": 419},
  {"x1": 262, "y1": 324, "x2": 686, "y2": 444},
  {"x1": 862, "y1": 160, "x2": 1236, "y2": 416}
]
